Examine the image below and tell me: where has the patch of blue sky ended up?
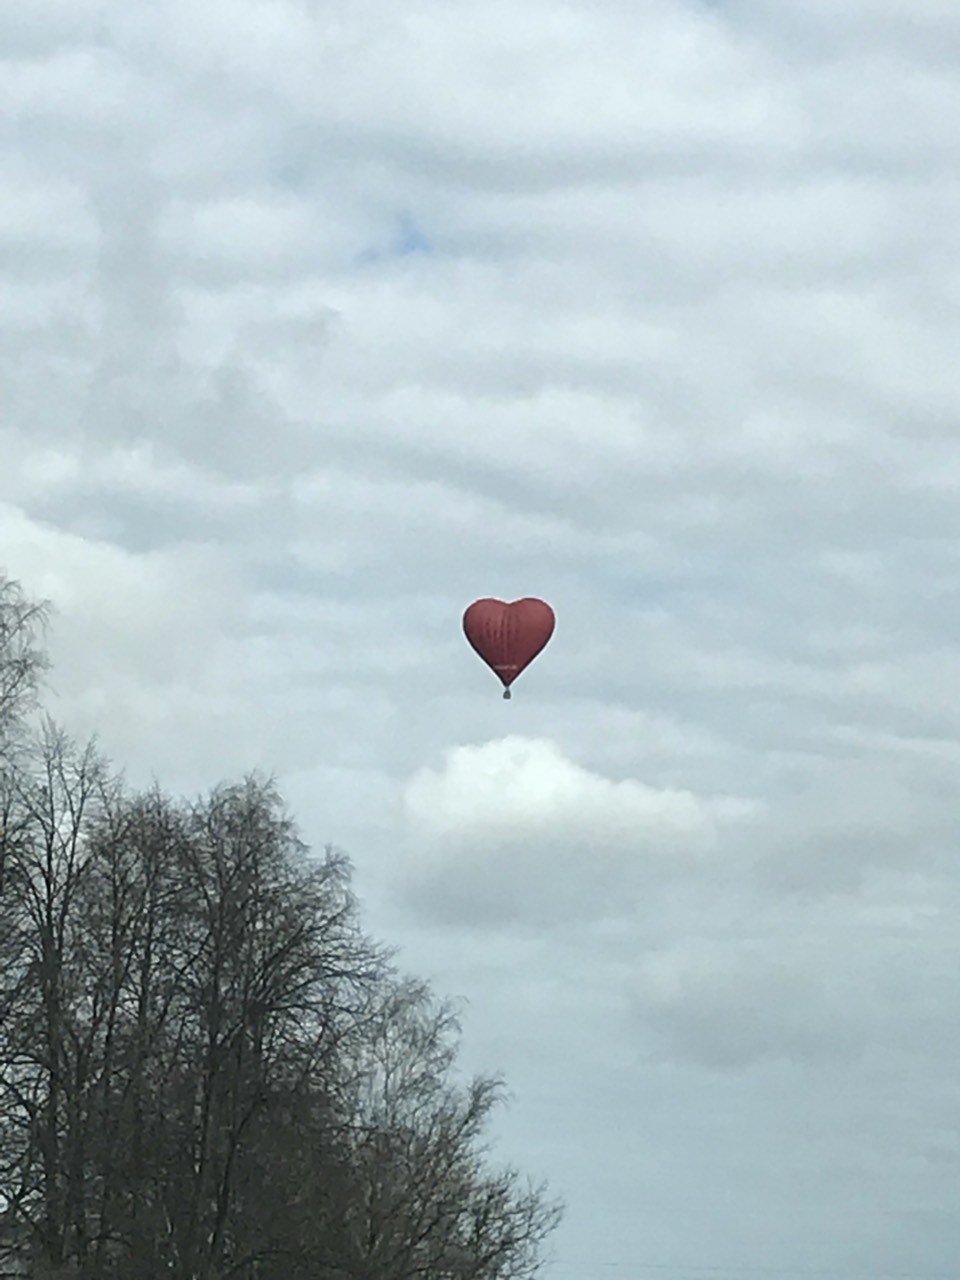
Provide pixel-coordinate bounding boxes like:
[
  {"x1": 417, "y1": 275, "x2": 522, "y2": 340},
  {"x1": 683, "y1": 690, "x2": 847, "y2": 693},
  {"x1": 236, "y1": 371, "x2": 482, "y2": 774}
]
[{"x1": 356, "y1": 214, "x2": 433, "y2": 266}]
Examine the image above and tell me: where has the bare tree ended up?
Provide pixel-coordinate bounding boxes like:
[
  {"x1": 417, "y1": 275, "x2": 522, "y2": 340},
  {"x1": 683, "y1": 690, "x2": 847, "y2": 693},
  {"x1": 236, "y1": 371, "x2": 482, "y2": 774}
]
[
  {"x1": 0, "y1": 574, "x2": 50, "y2": 753},
  {"x1": 314, "y1": 976, "x2": 563, "y2": 1280},
  {"x1": 158, "y1": 778, "x2": 385, "y2": 1279},
  {"x1": 0, "y1": 720, "x2": 114, "y2": 1270},
  {"x1": 73, "y1": 776, "x2": 386, "y2": 1279}
]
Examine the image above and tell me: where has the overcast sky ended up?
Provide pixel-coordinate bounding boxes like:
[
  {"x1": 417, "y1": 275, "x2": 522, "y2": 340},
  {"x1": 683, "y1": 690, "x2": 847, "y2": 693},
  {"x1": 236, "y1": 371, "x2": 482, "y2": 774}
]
[{"x1": 3, "y1": 0, "x2": 960, "y2": 1275}]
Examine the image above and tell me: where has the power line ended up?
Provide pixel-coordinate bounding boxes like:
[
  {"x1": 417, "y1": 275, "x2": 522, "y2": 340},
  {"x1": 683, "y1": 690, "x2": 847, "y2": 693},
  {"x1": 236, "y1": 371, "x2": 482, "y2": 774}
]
[{"x1": 544, "y1": 1262, "x2": 960, "y2": 1280}]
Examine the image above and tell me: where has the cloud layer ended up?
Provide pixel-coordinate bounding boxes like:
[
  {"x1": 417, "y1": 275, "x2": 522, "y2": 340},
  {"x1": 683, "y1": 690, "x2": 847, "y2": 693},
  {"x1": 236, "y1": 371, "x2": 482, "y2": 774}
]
[{"x1": 3, "y1": 0, "x2": 960, "y2": 1274}]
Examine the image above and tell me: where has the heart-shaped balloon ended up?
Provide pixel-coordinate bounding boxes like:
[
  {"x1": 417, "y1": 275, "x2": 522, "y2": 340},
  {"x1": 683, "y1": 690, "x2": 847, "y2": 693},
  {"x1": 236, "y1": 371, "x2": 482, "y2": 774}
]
[{"x1": 462, "y1": 598, "x2": 555, "y2": 698}]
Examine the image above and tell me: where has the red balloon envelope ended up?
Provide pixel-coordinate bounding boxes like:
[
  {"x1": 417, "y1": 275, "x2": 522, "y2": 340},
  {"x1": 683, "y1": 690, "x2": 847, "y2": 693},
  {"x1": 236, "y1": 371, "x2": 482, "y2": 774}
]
[{"x1": 462, "y1": 598, "x2": 555, "y2": 698}]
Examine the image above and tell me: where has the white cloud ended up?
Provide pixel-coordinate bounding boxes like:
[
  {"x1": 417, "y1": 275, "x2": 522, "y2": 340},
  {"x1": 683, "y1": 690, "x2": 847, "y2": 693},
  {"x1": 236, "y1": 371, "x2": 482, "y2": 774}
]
[
  {"x1": 0, "y1": 501, "x2": 245, "y2": 736},
  {"x1": 399, "y1": 736, "x2": 755, "y2": 926}
]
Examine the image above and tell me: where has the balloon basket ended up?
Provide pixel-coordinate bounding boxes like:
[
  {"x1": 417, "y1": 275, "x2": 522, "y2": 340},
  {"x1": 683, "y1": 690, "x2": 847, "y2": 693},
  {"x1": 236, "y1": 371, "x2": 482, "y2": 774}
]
[{"x1": 503, "y1": 688, "x2": 511, "y2": 700}]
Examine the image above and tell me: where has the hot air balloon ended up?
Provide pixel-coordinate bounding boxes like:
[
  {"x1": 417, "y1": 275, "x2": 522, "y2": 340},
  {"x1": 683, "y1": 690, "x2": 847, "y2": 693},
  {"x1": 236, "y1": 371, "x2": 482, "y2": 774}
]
[{"x1": 462, "y1": 598, "x2": 555, "y2": 698}]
